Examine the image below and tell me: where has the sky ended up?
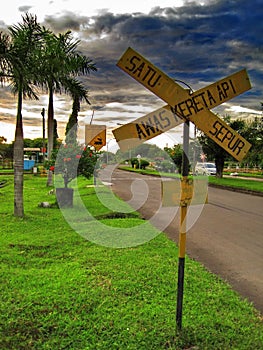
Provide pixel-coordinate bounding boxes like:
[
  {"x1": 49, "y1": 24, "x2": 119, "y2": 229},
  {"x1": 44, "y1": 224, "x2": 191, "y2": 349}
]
[{"x1": 0, "y1": 0, "x2": 262, "y2": 151}]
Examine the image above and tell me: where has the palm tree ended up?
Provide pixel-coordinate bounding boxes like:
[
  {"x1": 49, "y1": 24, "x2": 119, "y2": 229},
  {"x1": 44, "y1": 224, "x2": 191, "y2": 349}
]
[
  {"x1": 65, "y1": 78, "x2": 91, "y2": 145},
  {"x1": 37, "y1": 31, "x2": 65, "y2": 161},
  {"x1": 0, "y1": 14, "x2": 43, "y2": 217},
  {"x1": 38, "y1": 30, "x2": 96, "y2": 185}
]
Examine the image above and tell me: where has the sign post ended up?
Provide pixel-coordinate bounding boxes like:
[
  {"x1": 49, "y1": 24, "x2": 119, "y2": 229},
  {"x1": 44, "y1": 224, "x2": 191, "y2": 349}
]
[
  {"x1": 115, "y1": 47, "x2": 252, "y2": 331},
  {"x1": 176, "y1": 119, "x2": 190, "y2": 330}
]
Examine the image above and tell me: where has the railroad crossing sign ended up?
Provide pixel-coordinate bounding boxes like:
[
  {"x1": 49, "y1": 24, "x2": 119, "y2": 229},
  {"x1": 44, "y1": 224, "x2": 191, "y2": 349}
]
[
  {"x1": 85, "y1": 124, "x2": 106, "y2": 151},
  {"x1": 114, "y1": 47, "x2": 253, "y2": 331},
  {"x1": 115, "y1": 47, "x2": 252, "y2": 161}
]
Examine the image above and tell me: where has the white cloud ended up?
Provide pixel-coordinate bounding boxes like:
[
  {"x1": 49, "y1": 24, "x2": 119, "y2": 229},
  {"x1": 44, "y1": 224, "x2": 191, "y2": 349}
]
[
  {"x1": 0, "y1": 121, "x2": 15, "y2": 143},
  {"x1": 2, "y1": 0, "x2": 185, "y2": 25},
  {"x1": 226, "y1": 105, "x2": 260, "y2": 114}
]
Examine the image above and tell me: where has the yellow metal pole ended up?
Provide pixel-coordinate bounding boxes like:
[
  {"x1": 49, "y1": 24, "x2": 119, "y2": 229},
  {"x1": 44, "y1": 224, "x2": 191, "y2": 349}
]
[
  {"x1": 179, "y1": 203, "x2": 187, "y2": 258},
  {"x1": 176, "y1": 121, "x2": 189, "y2": 331}
]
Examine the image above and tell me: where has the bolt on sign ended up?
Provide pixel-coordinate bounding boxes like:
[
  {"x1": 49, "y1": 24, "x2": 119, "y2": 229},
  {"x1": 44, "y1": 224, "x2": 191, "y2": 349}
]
[
  {"x1": 116, "y1": 47, "x2": 252, "y2": 161},
  {"x1": 85, "y1": 125, "x2": 106, "y2": 151}
]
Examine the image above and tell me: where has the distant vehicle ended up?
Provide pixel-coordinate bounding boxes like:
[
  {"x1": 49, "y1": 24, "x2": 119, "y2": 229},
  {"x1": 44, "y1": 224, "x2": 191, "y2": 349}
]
[{"x1": 195, "y1": 162, "x2": 217, "y2": 176}]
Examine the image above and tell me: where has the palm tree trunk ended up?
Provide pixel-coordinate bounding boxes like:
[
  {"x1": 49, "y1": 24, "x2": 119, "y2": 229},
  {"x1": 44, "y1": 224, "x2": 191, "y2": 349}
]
[
  {"x1": 14, "y1": 90, "x2": 24, "y2": 217},
  {"x1": 215, "y1": 156, "x2": 225, "y2": 178},
  {"x1": 65, "y1": 96, "x2": 79, "y2": 145}
]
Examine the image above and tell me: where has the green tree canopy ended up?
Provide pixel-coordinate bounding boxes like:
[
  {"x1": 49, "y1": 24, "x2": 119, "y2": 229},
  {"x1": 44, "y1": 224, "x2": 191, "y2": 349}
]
[
  {"x1": 164, "y1": 144, "x2": 183, "y2": 173},
  {"x1": 198, "y1": 114, "x2": 263, "y2": 176}
]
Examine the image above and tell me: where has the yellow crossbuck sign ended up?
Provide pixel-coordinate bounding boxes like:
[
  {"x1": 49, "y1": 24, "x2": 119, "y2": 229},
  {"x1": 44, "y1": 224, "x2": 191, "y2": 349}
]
[{"x1": 115, "y1": 47, "x2": 252, "y2": 161}]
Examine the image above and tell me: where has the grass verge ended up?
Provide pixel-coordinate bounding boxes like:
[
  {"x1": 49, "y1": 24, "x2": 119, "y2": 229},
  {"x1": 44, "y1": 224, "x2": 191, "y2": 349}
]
[
  {"x1": 0, "y1": 174, "x2": 263, "y2": 349},
  {"x1": 120, "y1": 166, "x2": 263, "y2": 193},
  {"x1": 208, "y1": 175, "x2": 263, "y2": 193}
]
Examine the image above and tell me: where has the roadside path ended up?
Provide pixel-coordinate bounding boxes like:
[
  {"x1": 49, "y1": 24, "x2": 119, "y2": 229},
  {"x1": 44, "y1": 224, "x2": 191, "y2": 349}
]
[{"x1": 101, "y1": 167, "x2": 263, "y2": 314}]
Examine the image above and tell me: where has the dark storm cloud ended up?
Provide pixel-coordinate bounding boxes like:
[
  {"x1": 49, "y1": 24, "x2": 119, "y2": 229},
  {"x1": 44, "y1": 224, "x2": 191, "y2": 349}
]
[
  {"x1": 1, "y1": 0, "x2": 261, "y2": 140},
  {"x1": 44, "y1": 12, "x2": 90, "y2": 32},
  {"x1": 61, "y1": 0, "x2": 260, "y2": 118}
]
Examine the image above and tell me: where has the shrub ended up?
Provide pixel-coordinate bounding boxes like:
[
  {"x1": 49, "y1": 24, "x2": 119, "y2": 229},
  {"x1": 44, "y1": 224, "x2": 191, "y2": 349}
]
[
  {"x1": 45, "y1": 144, "x2": 99, "y2": 188},
  {"x1": 130, "y1": 158, "x2": 149, "y2": 169}
]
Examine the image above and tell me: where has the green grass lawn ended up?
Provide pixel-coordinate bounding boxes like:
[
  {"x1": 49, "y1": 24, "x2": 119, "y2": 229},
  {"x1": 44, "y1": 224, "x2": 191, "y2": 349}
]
[
  {"x1": 208, "y1": 176, "x2": 263, "y2": 192},
  {"x1": 0, "y1": 174, "x2": 263, "y2": 349},
  {"x1": 120, "y1": 166, "x2": 263, "y2": 193}
]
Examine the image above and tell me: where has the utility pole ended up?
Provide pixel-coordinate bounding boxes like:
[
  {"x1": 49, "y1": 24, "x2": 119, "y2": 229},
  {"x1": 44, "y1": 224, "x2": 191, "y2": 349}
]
[{"x1": 41, "y1": 108, "x2": 45, "y2": 163}]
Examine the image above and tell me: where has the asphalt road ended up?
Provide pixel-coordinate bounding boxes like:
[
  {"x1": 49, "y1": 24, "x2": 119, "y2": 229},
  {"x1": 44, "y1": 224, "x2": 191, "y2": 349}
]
[{"x1": 100, "y1": 166, "x2": 263, "y2": 314}]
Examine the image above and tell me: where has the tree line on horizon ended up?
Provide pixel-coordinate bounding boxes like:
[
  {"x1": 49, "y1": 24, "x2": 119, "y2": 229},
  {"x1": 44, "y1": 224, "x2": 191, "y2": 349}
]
[{"x1": 1, "y1": 114, "x2": 262, "y2": 177}]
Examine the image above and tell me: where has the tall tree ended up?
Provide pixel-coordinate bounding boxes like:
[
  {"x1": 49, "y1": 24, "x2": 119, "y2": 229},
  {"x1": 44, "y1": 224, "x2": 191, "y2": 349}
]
[
  {"x1": 164, "y1": 144, "x2": 183, "y2": 173},
  {"x1": 241, "y1": 116, "x2": 263, "y2": 168},
  {"x1": 0, "y1": 14, "x2": 43, "y2": 216},
  {"x1": 38, "y1": 30, "x2": 96, "y2": 185},
  {"x1": 0, "y1": 136, "x2": 7, "y2": 163},
  {"x1": 65, "y1": 78, "x2": 90, "y2": 145},
  {"x1": 198, "y1": 116, "x2": 248, "y2": 177}
]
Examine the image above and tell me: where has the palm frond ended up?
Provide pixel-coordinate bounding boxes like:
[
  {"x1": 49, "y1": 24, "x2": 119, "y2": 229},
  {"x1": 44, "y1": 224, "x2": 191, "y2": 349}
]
[{"x1": 63, "y1": 77, "x2": 90, "y2": 104}]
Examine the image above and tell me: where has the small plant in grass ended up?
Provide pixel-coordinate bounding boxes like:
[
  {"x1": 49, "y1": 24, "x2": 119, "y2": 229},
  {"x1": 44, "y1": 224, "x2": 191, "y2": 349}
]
[{"x1": 45, "y1": 129, "x2": 100, "y2": 207}]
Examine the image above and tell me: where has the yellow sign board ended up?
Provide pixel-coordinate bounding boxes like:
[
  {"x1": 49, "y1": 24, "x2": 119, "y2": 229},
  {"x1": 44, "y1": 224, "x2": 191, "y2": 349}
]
[
  {"x1": 117, "y1": 47, "x2": 251, "y2": 111},
  {"x1": 113, "y1": 68, "x2": 251, "y2": 152},
  {"x1": 117, "y1": 47, "x2": 252, "y2": 161},
  {"x1": 113, "y1": 105, "x2": 183, "y2": 151},
  {"x1": 162, "y1": 178, "x2": 208, "y2": 207},
  {"x1": 190, "y1": 108, "x2": 251, "y2": 161},
  {"x1": 85, "y1": 125, "x2": 106, "y2": 151}
]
